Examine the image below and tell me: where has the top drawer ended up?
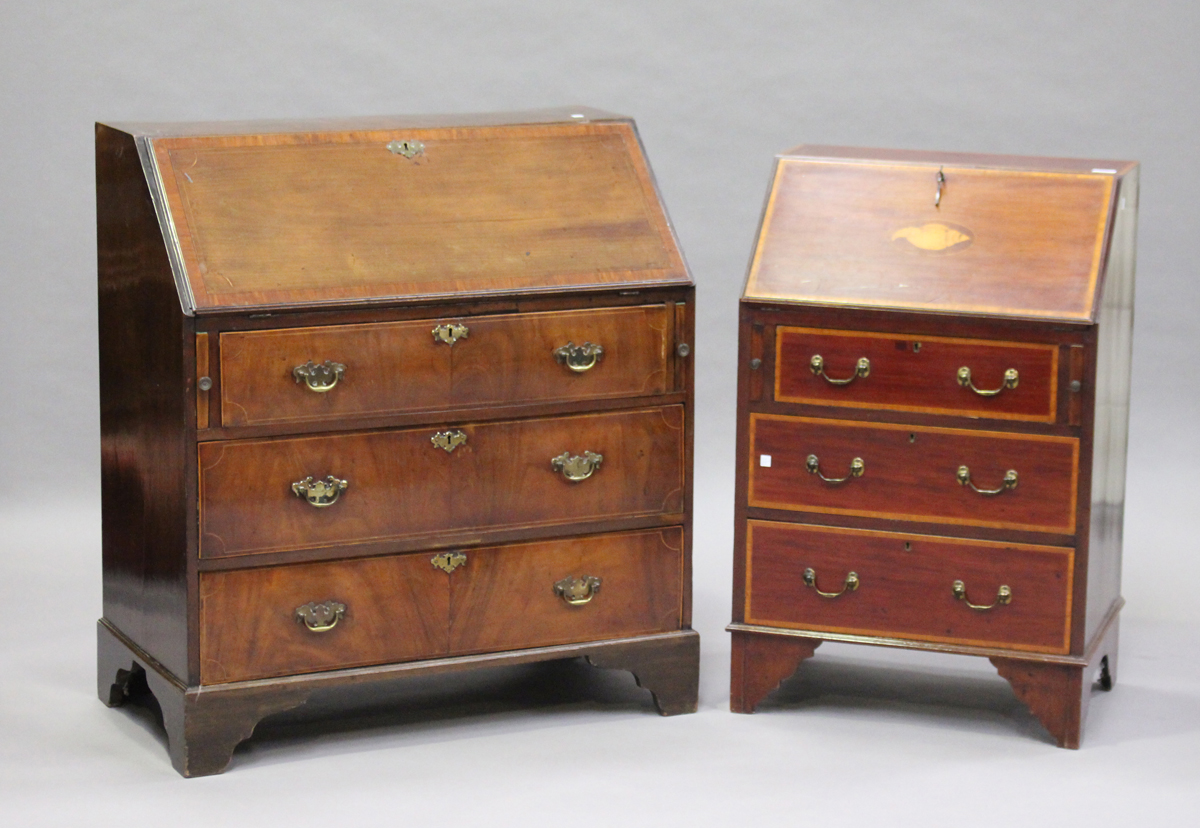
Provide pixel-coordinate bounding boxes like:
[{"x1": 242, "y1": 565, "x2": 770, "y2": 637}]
[
  {"x1": 775, "y1": 328, "x2": 1058, "y2": 422},
  {"x1": 219, "y1": 305, "x2": 673, "y2": 427}
]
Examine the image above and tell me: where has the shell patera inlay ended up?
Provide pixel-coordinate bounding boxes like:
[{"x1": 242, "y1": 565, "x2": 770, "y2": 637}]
[{"x1": 891, "y1": 222, "x2": 973, "y2": 253}]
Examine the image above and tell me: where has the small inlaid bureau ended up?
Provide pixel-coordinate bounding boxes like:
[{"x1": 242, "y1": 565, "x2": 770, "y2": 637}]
[
  {"x1": 96, "y1": 108, "x2": 698, "y2": 776},
  {"x1": 727, "y1": 146, "x2": 1137, "y2": 747}
]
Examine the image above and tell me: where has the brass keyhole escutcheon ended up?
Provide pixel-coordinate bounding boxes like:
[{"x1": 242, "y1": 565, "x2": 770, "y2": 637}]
[
  {"x1": 432, "y1": 322, "x2": 469, "y2": 346},
  {"x1": 431, "y1": 551, "x2": 467, "y2": 573},
  {"x1": 387, "y1": 139, "x2": 424, "y2": 158},
  {"x1": 431, "y1": 430, "x2": 468, "y2": 453}
]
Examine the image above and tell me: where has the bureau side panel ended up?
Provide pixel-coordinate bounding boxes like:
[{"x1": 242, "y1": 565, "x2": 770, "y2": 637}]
[
  {"x1": 97, "y1": 124, "x2": 191, "y2": 681},
  {"x1": 1085, "y1": 167, "x2": 1137, "y2": 643}
]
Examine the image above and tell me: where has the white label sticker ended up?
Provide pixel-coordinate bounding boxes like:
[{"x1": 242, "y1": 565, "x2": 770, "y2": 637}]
[{"x1": 759, "y1": 454, "x2": 772, "y2": 467}]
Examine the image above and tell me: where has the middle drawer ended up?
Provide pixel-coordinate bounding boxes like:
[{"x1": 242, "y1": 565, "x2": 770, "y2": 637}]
[
  {"x1": 200, "y1": 406, "x2": 685, "y2": 558},
  {"x1": 749, "y1": 413, "x2": 1078, "y2": 533}
]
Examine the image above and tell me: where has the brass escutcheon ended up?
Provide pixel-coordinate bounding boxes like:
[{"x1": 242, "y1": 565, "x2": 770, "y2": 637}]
[
  {"x1": 803, "y1": 567, "x2": 860, "y2": 598},
  {"x1": 431, "y1": 430, "x2": 468, "y2": 453},
  {"x1": 295, "y1": 600, "x2": 346, "y2": 632},
  {"x1": 293, "y1": 360, "x2": 346, "y2": 392},
  {"x1": 554, "y1": 341, "x2": 604, "y2": 372},
  {"x1": 957, "y1": 366, "x2": 1018, "y2": 396},
  {"x1": 810, "y1": 354, "x2": 870, "y2": 385},
  {"x1": 431, "y1": 551, "x2": 467, "y2": 573},
  {"x1": 554, "y1": 575, "x2": 602, "y2": 606},
  {"x1": 551, "y1": 450, "x2": 603, "y2": 482},
  {"x1": 432, "y1": 322, "x2": 469, "y2": 346},
  {"x1": 806, "y1": 454, "x2": 865, "y2": 484},
  {"x1": 292, "y1": 475, "x2": 348, "y2": 507},
  {"x1": 957, "y1": 465, "x2": 1018, "y2": 495},
  {"x1": 387, "y1": 139, "x2": 424, "y2": 158},
  {"x1": 952, "y1": 580, "x2": 1012, "y2": 611}
]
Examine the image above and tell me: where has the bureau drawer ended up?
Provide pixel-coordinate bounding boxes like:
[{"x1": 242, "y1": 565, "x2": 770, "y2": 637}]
[
  {"x1": 775, "y1": 327, "x2": 1058, "y2": 422},
  {"x1": 749, "y1": 414, "x2": 1078, "y2": 533},
  {"x1": 199, "y1": 552, "x2": 449, "y2": 684},
  {"x1": 219, "y1": 305, "x2": 673, "y2": 427},
  {"x1": 200, "y1": 406, "x2": 685, "y2": 558},
  {"x1": 744, "y1": 521, "x2": 1073, "y2": 653},
  {"x1": 449, "y1": 527, "x2": 684, "y2": 654},
  {"x1": 198, "y1": 527, "x2": 683, "y2": 684}
]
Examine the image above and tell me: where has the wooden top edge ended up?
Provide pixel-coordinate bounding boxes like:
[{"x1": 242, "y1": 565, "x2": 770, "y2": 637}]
[
  {"x1": 96, "y1": 106, "x2": 628, "y2": 138},
  {"x1": 737, "y1": 295, "x2": 1098, "y2": 325},
  {"x1": 779, "y1": 144, "x2": 1137, "y2": 175}
]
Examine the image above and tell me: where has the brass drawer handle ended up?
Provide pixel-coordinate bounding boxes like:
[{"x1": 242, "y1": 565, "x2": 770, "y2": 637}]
[
  {"x1": 432, "y1": 322, "x2": 469, "y2": 346},
  {"x1": 957, "y1": 366, "x2": 1018, "y2": 396},
  {"x1": 295, "y1": 600, "x2": 346, "y2": 632},
  {"x1": 803, "y1": 567, "x2": 859, "y2": 598},
  {"x1": 431, "y1": 551, "x2": 467, "y2": 573},
  {"x1": 291, "y1": 475, "x2": 348, "y2": 507},
  {"x1": 554, "y1": 341, "x2": 604, "y2": 372},
  {"x1": 806, "y1": 454, "x2": 864, "y2": 484},
  {"x1": 551, "y1": 450, "x2": 603, "y2": 482},
  {"x1": 293, "y1": 360, "x2": 345, "y2": 392},
  {"x1": 810, "y1": 354, "x2": 870, "y2": 385},
  {"x1": 431, "y1": 430, "x2": 467, "y2": 453},
  {"x1": 554, "y1": 575, "x2": 602, "y2": 606},
  {"x1": 957, "y1": 465, "x2": 1018, "y2": 495},
  {"x1": 953, "y1": 580, "x2": 1012, "y2": 611}
]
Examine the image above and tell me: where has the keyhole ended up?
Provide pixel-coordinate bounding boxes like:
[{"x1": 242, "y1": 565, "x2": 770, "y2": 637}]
[
  {"x1": 904, "y1": 542, "x2": 912, "y2": 551},
  {"x1": 913, "y1": 342, "x2": 922, "y2": 353},
  {"x1": 909, "y1": 433, "x2": 916, "y2": 443}
]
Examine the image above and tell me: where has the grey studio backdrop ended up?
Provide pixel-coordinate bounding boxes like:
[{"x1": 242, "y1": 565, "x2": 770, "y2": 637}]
[{"x1": 2, "y1": 1, "x2": 1198, "y2": 824}]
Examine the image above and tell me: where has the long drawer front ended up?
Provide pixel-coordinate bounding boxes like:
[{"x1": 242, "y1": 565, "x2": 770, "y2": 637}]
[
  {"x1": 775, "y1": 327, "x2": 1058, "y2": 422},
  {"x1": 199, "y1": 528, "x2": 684, "y2": 684},
  {"x1": 219, "y1": 305, "x2": 673, "y2": 427},
  {"x1": 200, "y1": 406, "x2": 685, "y2": 558},
  {"x1": 745, "y1": 521, "x2": 1073, "y2": 653},
  {"x1": 749, "y1": 413, "x2": 1078, "y2": 533}
]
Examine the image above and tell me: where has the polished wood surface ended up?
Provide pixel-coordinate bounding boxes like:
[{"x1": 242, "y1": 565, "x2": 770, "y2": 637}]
[
  {"x1": 775, "y1": 327, "x2": 1058, "y2": 422},
  {"x1": 99, "y1": 111, "x2": 697, "y2": 775},
  {"x1": 745, "y1": 158, "x2": 1114, "y2": 321},
  {"x1": 200, "y1": 553, "x2": 449, "y2": 683},
  {"x1": 102, "y1": 619, "x2": 699, "y2": 776},
  {"x1": 749, "y1": 414, "x2": 1078, "y2": 533},
  {"x1": 450, "y1": 529, "x2": 683, "y2": 653},
  {"x1": 745, "y1": 521, "x2": 1073, "y2": 653},
  {"x1": 219, "y1": 305, "x2": 672, "y2": 427},
  {"x1": 730, "y1": 145, "x2": 1135, "y2": 747},
  {"x1": 97, "y1": 124, "x2": 192, "y2": 681},
  {"x1": 149, "y1": 120, "x2": 687, "y2": 312},
  {"x1": 199, "y1": 406, "x2": 684, "y2": 558}
]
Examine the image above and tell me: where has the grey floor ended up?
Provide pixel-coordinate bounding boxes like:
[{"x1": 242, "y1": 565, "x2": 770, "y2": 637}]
[{"x1": 4, "y1": 489, "x2": 1198, "y2": 827}]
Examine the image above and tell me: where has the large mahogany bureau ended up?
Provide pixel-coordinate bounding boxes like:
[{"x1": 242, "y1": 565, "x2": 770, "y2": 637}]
[
  {"x1": 728, "y1": 146, "x2": 1137, "y2": 747},
  {"x1": 96, "y1": 108, "x2": 698, "y2": 776}
]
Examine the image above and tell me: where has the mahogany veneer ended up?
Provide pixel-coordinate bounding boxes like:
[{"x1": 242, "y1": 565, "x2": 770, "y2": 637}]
[
  {"x1": 729, "y1": 145, "x2": 1137, "y2": 748},
  {"x1": 97, "y1": 108, "x2": 697, "y2": 776}
]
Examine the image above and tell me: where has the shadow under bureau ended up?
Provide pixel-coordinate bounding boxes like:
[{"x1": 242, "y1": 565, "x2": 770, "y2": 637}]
[
  {"x1": 728, "y1": 145, "x2": 1137, "y2": 747},
  {"x1": 96, "y1": 108, "x2": 698, "y2": 776}
]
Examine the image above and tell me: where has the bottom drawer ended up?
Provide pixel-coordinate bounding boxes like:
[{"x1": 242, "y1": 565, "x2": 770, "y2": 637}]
[
  {"x1": 744, "y1": 521, "x2": 1072, "y2": 654},
  {"x1": 200, "y1": 528, "x2": 683, "y2": 684}
]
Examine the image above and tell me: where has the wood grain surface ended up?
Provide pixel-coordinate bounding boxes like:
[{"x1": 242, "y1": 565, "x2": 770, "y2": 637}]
[
  {"x1": 744, "y1": 521, "x2": 1073, "y2": 653},
  {"x1": 748, "y1": 413, "x2": 1078, "y2": 533},
  {"x1": 150, "y1": 121, "x2": 688, "y2": 312},
  {"x1": 199, "y1": 406, "x2": 685, "y2": 558},
  {"x1": 775, "y1": 327, "x2": 1058, "y2": 422},
  {"x1": 219, "y1": 305, "x2": 671, "y2": 427},
  {"x1": 745, "y1": 159, "x2": 1113, "y2": 321}
]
